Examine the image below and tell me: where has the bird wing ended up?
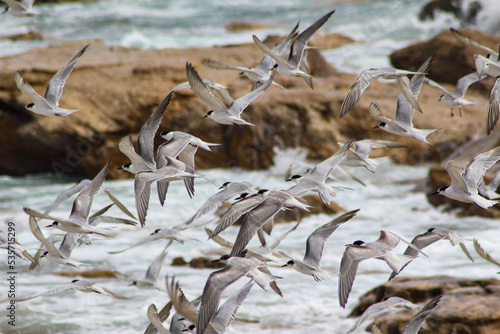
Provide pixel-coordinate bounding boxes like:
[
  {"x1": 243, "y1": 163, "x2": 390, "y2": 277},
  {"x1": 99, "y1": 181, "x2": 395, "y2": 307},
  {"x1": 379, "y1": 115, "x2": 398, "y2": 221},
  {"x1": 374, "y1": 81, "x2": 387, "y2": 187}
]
[
  {"x1": 146, "y1": 304, "x2": 171, "y2": 334},
  {"x1": 119, "y1": 135, "x2": 151, "y2": 171},
  {"x1": 27, "y1": 215, "x2": 64, "y2": 257},
  {"x1": 15, "y1": 281, "x2": 81, "y2": 302},
  {"x1": 228, "y1": 73, "x2": 275, "y2": 117},
  {"x1": 44, "y1": 179, "x2": 91, "y2": 214},
  {"x1": 177, "y1": 144, "x2": 198, "y2": 197},
  {"x1": 424, "y1": 77, "x2": 451, "y2": 97},
  {"x1": 69, "y1": 162, "x2": 109, "y2": 223},
  {"x1": 474, "y1": 239, "x2": 500, "y2": 268},
  {"x1": 186, "y1": 62, "x2": 226, "y2": 112},
  {"x1": 339, "y1": 68, "x2": 379, "y2": 117},
  {"x1": 339, "y1": 245, "x2": 374, "y2": 308},
  {"x1": 400, "y1": 294, "x2": 442, "y2": 334},
  {"x1": 445, "y1": 158, "x2": 470, "y2": 193},
  {"x1": 394, "y1": 55, "x2": 433, "y2": 126},
  {"x1": 166, "y1": 276, "x2": 199, "y2": 326},
  {"x1": 453, "y1": 72, "x2": 482, "y2": 98},
  {"x1": 138, "y1": 92, "x2": 173, "y2": 167},
  {"x1": 103, "y1": 189, "x2": 137, "y2": 220},
  {"x1": 15, "y1": 72, "x2": 52, "y2": 109},
  {"x1": 202, "y1": 58, "x2": 248, "y2": 72},
  {"x1": 287, "y1": 10, "x2": 335, "y2": 68},
  {"x1": 252, "y1": 35, "x2": 291, "y2": 69},
  {"x1": 450, "y1": 28, "x2": 498, "y2": 58},
  {"x1": 369, "y1": 103, "x2": 407, "y2": 130},
  {"x1": 145, "y1": 248, "x2": 168, "y2": 283},
  {"x1": 463, "y1": 146, "x2": 500, "y2": 192},
  {"x1": 303, "y1": 209, "x2": 359, "y2": 267},
  {"x1": 487, "y1": 77, "x2": 500, "y2": 135},
  {"x1": 44, "y1": 44, "x2": 89, "y2": 107}
]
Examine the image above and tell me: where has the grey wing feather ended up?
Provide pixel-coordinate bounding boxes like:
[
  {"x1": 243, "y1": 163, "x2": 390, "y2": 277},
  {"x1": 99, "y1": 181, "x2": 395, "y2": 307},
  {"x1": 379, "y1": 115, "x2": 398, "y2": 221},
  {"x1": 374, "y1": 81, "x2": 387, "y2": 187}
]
[
  {"x1": 138, "y1": 92, "x2": 173, "y2": 167},
  {"x1": 44, "y1": 180, "x2": 91, "y2": 214},
  {"x1": 474, "y1": 239, "x2": 500, "y2": 267},
  {"x1": 401, "y1": 294, "x2": 442, "y2": 334},
  {"x1": 228, "y1": 73, "x2": 275, "y2": 117},
  {"x1": 487, "y1": 78, "x2": 500, "y2": 135},
  {"x1": 45, "y1": 44, "x2": 89, "y2": 107},
  {"x1": 186, "y1": 63, "x2": 226, "y2": 111}
]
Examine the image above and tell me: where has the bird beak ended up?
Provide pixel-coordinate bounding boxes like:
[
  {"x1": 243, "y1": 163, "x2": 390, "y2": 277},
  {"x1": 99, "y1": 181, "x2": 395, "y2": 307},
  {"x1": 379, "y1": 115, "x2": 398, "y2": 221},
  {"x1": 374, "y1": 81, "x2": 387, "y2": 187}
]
[
  {"x1": 281, "y1": 264, "x2": 288, "y2": 267},
  {"x1": 430, "y1": 191, "x2": 439, "y2": 196},
  {"x1": 372, "y1": 125, "x2": 380, "y2": 129},
  {"x1": 46, "y1": 224, "x2": 53, "y2": 228},
  {"x1": 285, "y1": 178, "x2": 292, "y2": 182},
  {"x1": 203, "y1": 115, "x2": 208, "y2": 118},
  {"x1": 211, "y1": 259, "x2": 221, "y2": 263}
]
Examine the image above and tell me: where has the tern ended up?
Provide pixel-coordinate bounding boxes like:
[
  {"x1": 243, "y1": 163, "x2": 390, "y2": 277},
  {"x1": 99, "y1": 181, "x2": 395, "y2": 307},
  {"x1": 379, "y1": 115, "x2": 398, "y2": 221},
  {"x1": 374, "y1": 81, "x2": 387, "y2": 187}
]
[
  {"x1": 424, "y1": 73, "x2": 482, "y2": 116},
  {"x1": 339, "y1": 67, "x2": 425, "y2": 118},
  {"x1": 1, "y1": 0, "x2": 38, "y2": 17},
  {"x1": 184, "y1": 181, "x2": 259, "y2": 225},
  {"x1": 13, "y1": 279, "x2": 127, "y2": 302},
  {"x1": 130, "y1": 247, "x2": 168, "y2": 291},
  {"x1": 28, "y1": 216, "x2": 85, "y2": 268},
  {"x1": 400, "y1": 294, "x2": 442, "y2": 334},
  {"x1": 252, "y1": 10, "x2": 335, "y2": 83},
  {"x1": 388, "y1": 227, "x2": 474, "y2": 281},
  {"x1": 281, "y1": 209, "x2": 359, "y2": 282},
  {"x1": 108, "y1": 228, "x2": 195, "y2": 254},
  {"x1": 43, "y1": 179, "x2": 92, "y2": 214},
  {"x1": 473, "y1": 58, "x2": 500, "y2": 134},
  {"x1": 340, "y1": 139, "x2": 406, "y2": 173},
  {"x1": 201, "y1": 21, "x2": 298, "y2": 91},
  {"x1": 0, "y1": 229, "x2": 37, "y2": 266},
  {"x1": 117, "y1": 91, "x2": 173, "y2": 174},
  {"x1": 479, "y1": 169, "x2": 500, "y2": 199},
  {"x1": 15, "y1": 44, "x2": 89, "y2": 116},
  {"x1": 338, "y1": 230, "x2": 418, "y2": 308},
  {"x1": 186, "y1": 62, "x2": 274, "y2": 126},
  {"x1": 286, "y1": 139, "x2": 353, "y2": 204},
  {"x1": 347, "y1": 296, "x2": 418, "y2": 333},
  {"x1": 450, "y1": 28, "x2": 499, "y2": 62},
  {"x1": 431, "y1": 146, "x2": 500, "y2": 209},
  {"x1": 23, "y1": 162, "x2": 113, "y2": 236}
]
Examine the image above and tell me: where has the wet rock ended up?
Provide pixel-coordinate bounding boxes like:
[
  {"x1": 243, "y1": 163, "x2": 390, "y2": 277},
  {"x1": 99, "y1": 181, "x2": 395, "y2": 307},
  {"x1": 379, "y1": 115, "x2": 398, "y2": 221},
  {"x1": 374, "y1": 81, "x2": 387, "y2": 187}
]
[
  {"x1": 350, "y1": 276, "x2": 500, "y2": 334},
  {"x1": 189, "y1": 256, "x2": 225, "y2": 269},
  {"x1": 3, "y1": 31, "x2": 44, "y2": 41},
  {"x1": 171, "y1": 257, "x2": 188, "y2": 266},
  {"x1": 390, "y1": 28, "x2": 500, "y2": 85},
  {"x1": 52, "y1": 269, "x2": 119, "y2": 278},
  {"x1": 225, "y1": 21, "x2": 273, "y2": 32}
]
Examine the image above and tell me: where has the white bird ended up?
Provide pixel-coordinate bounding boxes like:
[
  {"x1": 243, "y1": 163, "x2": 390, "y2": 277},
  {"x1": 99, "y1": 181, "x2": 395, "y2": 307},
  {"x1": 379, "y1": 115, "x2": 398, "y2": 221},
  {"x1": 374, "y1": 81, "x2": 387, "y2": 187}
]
[
  {"x1": 431, "y1": 146, "x2": 500, "y2": 209},
  {"x1": 424, "y1": 73, "x2": 482, "y2": 116},
  {"x1": 184, "y1": 181, "x2": 259, "y2": 225},
  {"x1": 117, "y1": 91, "x2": 173, "y2": 174},
  {"x1": 201, "y1": 22, "x2": 298, "y2": 91},
  {"x1": 27, "y1": 216, "x2": 85, "y2": 268},
  {"x1": 338, "y1": 230, "x2": 417, "y2": 308},
  {"x1": 186, "y1": 62, "x2": 274, "y2": 126},
  {"x1": 479, "y1": 169, "x2": 500, "y2": 199},
  {"x1": 388, "y1": 227, "x2": 473, "y2": 281},
  {"x1": 0, "y1": 229, "x2": 37, "y2": 266},
  {"x1": 134, "y1": 165, "x2": 199, "y2": 226},
  {"x1": 474, "y1": 58, "x2": 500, "y2": 134},
  {"x1": 43, "y1": 179, "x2": 92, "y2": 214},
  {"x1": 340, "y1": 139, "x2": 406, "y2": 172},
  {"x1": 229, "y1": 190, "x2": 310, "y2": 257},
  {"x1": 156, "y1": 130, "x2": 220, "y2": 203},
  {"x1": 23, "y1": 162, "x2": 113, "y2": 236},
  {"x1": 450, "y1": 28, "x2": 499, "y2": 61},
  {"x1": 252, "y1": 10, "x2": 335, "y2": 82},
  {"x1": 400, "y1": 294, "x2": 442, "y2": 334},
  {"x1": 196, "y1": 254, "x2": 279, "y2": 334},
  {"x1": 281, "y1": 209, "x2": 359, "y2": 282},
  {"x1": 130, "y1": 247, "x2": 168, "y2": 291},
  {"x1": 13, "y1": 279, "x2": 127, "y2": 302},
  {"x1": 286, "y1": 139, "x2": 353, "y2": 204},
  {"x1": 339, "y1": 67, "x2": 425, "y2": 118},
  {"x1": 15, "y1": 44, "x2": 88, "y2": 116},
  {"x1": 347, "y1": 296, "x2": 419, "y2": 333},
  {"x1": 108, "y1": 228, "x2": 194, "y2": 254},
  {"x1": 1, "y1": 0, "x2": 38, "y2": 17}
]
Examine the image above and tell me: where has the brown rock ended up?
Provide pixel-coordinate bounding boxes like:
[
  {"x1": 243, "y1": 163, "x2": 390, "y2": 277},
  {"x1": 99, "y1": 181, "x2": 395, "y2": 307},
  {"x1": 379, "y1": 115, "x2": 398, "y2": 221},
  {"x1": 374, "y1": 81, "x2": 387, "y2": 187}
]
[
  {"x1": 350, "y1": 276, "x2": 500, "y2": 334},
  {"x1": 189, "y1": 256, "x2": 225, "y2": 269},
  {"x1": 390, "y1": 28, "x2": 500, "y2": 85},
  {"x1": 171, "y1": 256, "x2": 188, "y2": 266},
  {"x1": 224, "y1": 21, "x2": 273, "y2": 32},
  {"x1": 3, "y1": 31, "x2": 44, "y2": 41},
  {"x1": 52, "y1": 269, "x2": 119, "y2": 278}
]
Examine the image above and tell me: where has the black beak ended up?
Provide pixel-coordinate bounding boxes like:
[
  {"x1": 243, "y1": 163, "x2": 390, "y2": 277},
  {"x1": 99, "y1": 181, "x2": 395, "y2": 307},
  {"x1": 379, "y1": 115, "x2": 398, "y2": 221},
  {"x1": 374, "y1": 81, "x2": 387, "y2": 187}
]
[
  {"x1": 373, "y1": 125, "x2": 380, "y2": 129},
  {"x1": 430, "y1": 191, "x2": 439, "y2": 196}
]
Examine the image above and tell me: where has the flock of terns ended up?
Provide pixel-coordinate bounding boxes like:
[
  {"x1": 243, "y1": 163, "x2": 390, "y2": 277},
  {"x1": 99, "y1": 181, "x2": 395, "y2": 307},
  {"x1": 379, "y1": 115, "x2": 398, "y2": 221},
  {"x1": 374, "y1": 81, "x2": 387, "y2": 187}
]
[{"x1": 3, "y1": 4, "x2": 500, "y2": 334}]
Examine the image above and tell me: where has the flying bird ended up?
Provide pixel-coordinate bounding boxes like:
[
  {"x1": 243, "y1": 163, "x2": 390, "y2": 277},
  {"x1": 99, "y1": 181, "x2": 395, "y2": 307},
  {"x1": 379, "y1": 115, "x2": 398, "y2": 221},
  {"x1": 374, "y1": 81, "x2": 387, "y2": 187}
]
[{"x1": 15, "y1": 44, "x2": 89, "y2": 116}]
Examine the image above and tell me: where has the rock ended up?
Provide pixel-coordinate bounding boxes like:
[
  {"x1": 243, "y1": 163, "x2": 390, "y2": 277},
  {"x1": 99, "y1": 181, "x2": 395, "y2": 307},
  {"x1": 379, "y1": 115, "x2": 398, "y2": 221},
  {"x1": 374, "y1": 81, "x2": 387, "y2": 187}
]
[
  {"x1": 224, "y1": 21, "x2": 273, "y2": 32},
  {"x1": 171, "y1": 257, "x2": 188, "y2": 266},
  {"x1": 189, "y1": 256, "x2": 225, "y2": 269},
  {"x1": 0, "y1": 34, "x2": 492, "y2": 179},
  {"x1": 52, "y1": 269, "x2": 119, "y2": 278},
  {"x1": 390, "y1": 28, "x2": 500, "y2": 85},
  {"x1": 425, "y1": 130, "x2": 500, "y2": 217},
  {"x1": 3, "y1": 31, "x2": 44, "y2": 41},
  {"x1": 419, "y1": 0, "x2": 483, "y2": 26},
  {"x1": 349, "y1": 276, "x2": 500, "y2": 334}
]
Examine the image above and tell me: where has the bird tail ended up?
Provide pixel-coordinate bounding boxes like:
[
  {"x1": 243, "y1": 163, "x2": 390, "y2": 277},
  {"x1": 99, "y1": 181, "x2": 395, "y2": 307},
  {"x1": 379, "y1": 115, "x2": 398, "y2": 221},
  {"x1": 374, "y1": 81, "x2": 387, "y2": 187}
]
[
  {"x1": 475, "y1": 196, "x2": 499, "y2": 209},
  {"x1": 382, "y1": 252, "x2": 416, "y2": 274},
  {"x1": 313, "y1": 269, "x2": 330, "y2": 282}
]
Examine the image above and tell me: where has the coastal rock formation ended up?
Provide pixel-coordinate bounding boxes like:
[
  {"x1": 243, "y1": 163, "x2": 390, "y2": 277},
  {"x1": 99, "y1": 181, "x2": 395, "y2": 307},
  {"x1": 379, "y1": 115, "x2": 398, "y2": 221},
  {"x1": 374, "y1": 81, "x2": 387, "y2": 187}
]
[
  {"x1": 0, "y1": 32, "x2": 492, "y2": 179},
  {"x1": 390, "y1": 28, "x2": 500, "y2": 85},
  {"x1": 350, "y1": 276, "x2": 500, "y2": 334}
]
